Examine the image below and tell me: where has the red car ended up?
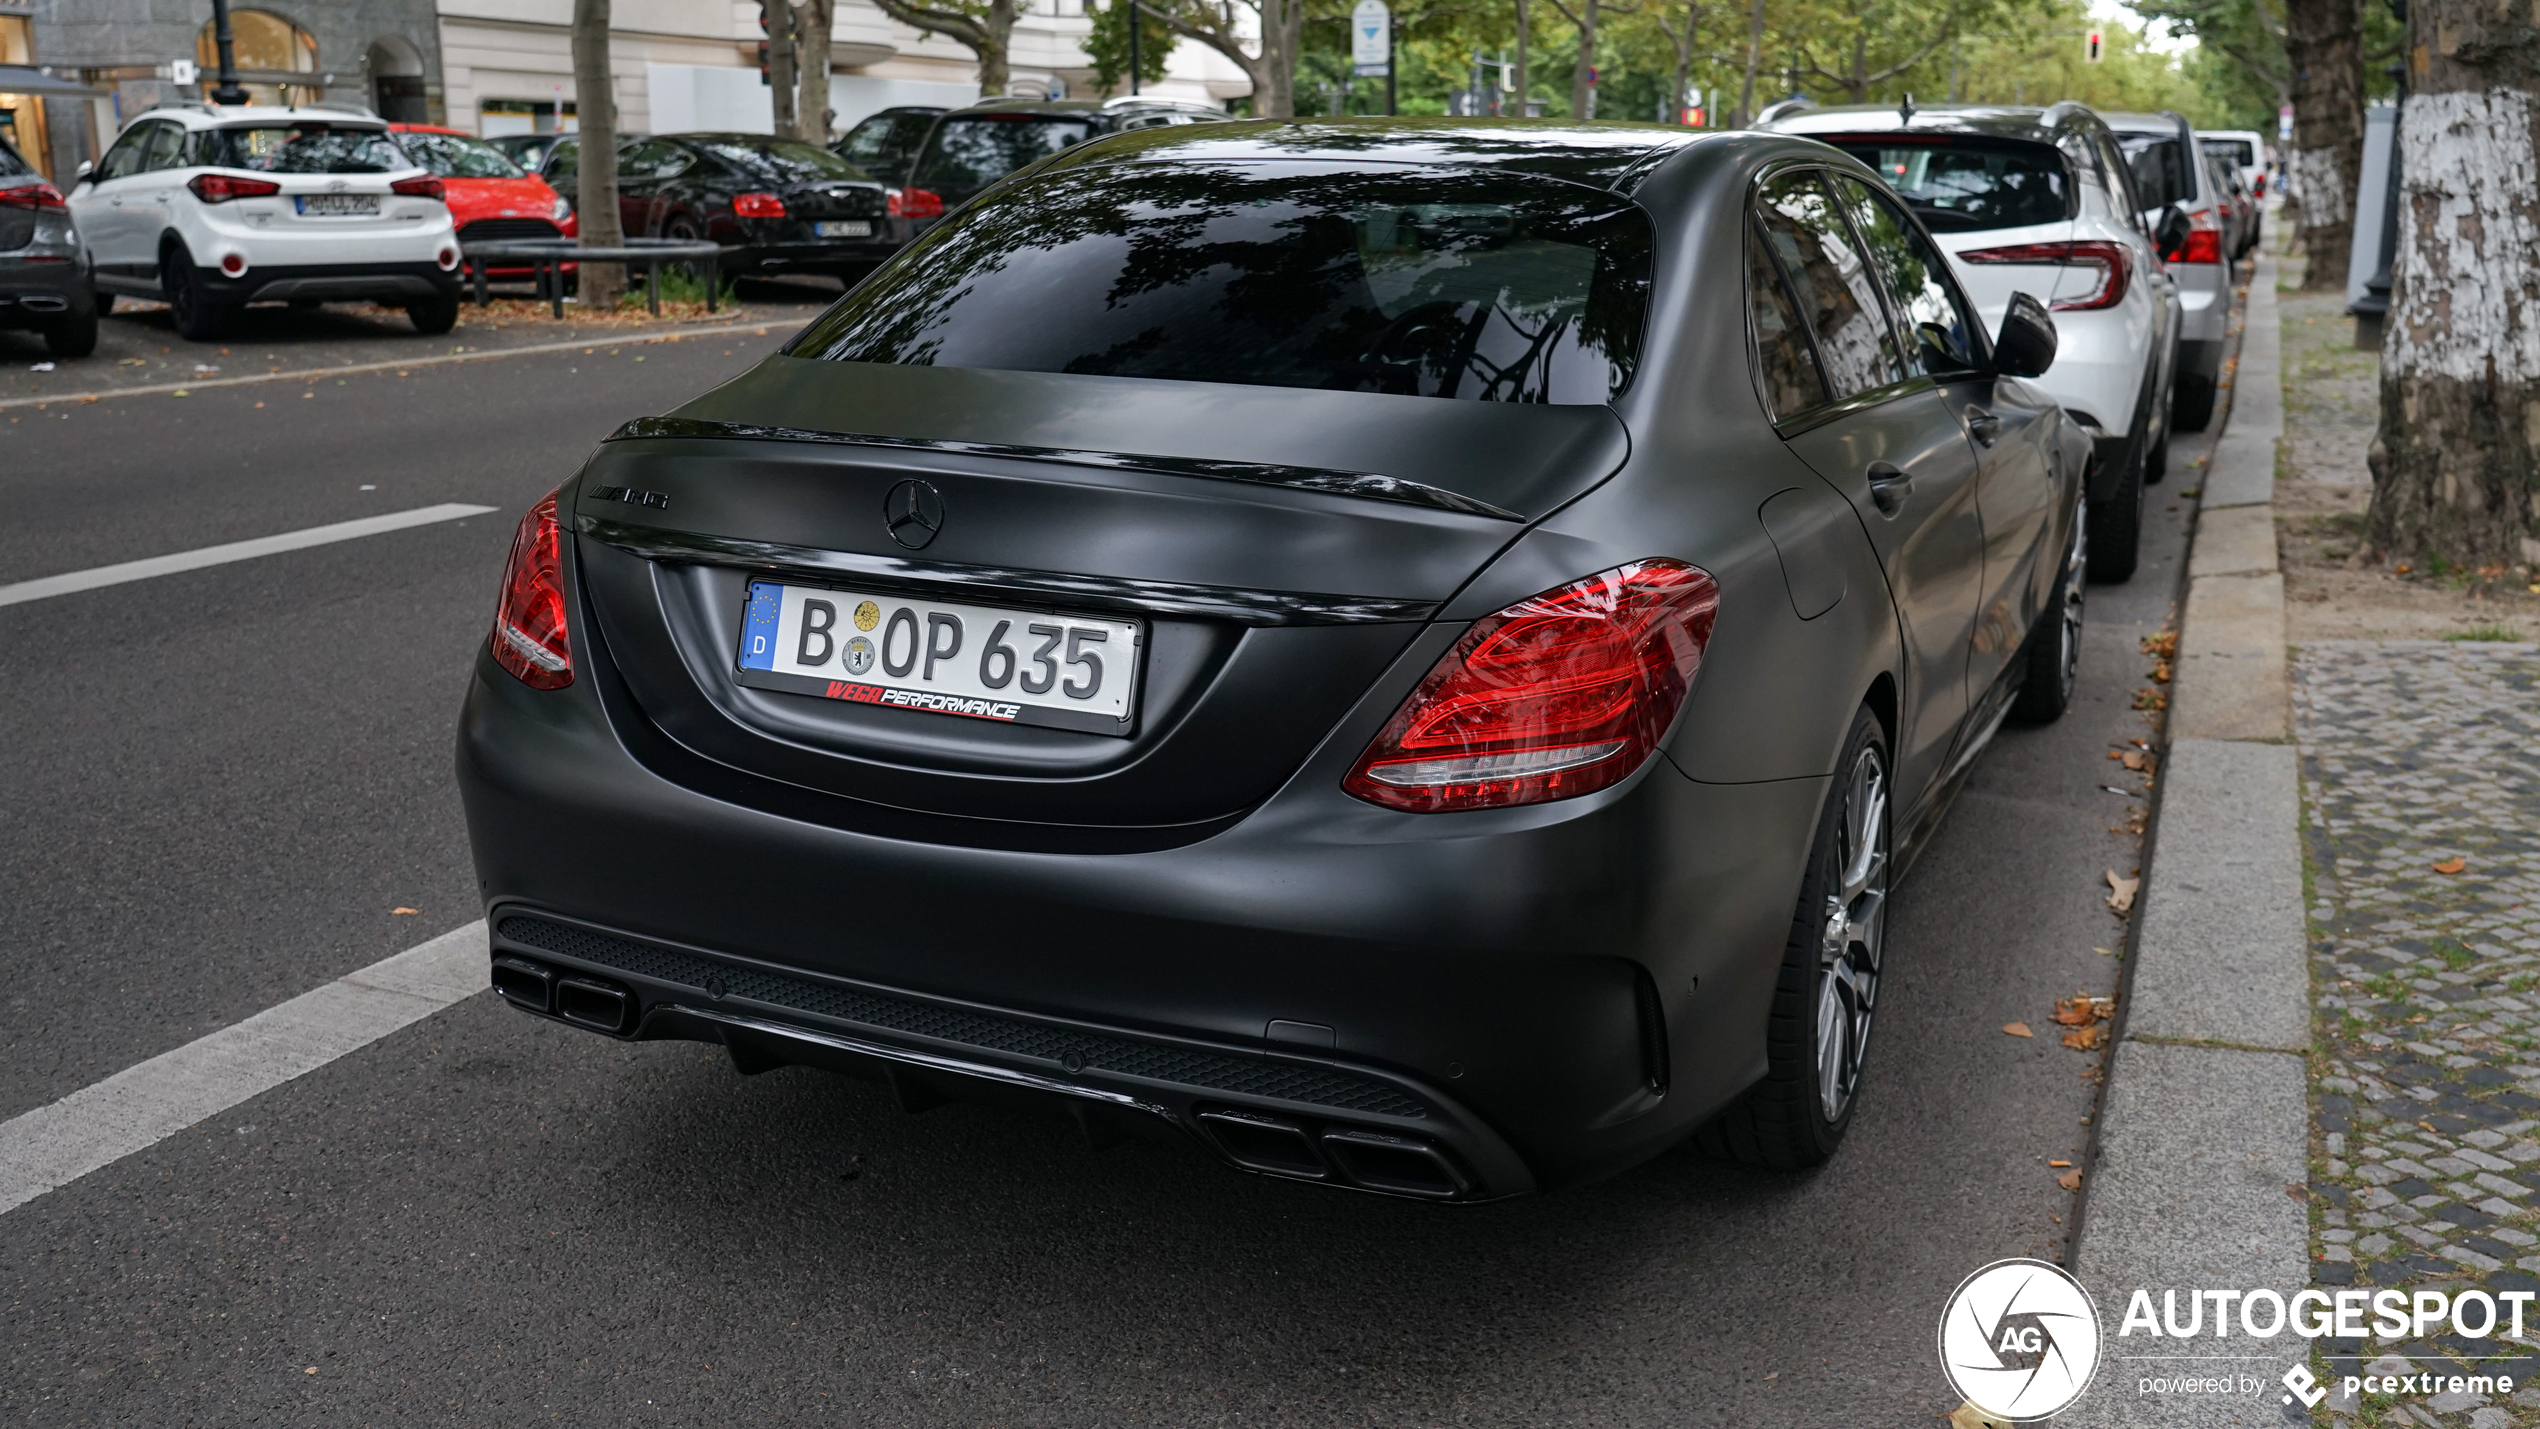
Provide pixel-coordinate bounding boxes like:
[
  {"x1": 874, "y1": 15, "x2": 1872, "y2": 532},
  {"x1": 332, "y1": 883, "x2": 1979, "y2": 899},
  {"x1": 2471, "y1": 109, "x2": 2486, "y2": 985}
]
[{"x1": 390, "y1": 124, "x2": 576, "y2": 277}]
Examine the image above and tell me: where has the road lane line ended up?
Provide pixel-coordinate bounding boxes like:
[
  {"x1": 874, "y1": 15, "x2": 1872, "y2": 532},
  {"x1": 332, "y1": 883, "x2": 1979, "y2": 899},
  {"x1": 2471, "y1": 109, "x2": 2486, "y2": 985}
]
[
  {"x1": 0, "y1": 921, "x2": 487, "y2": 1216},
  {"x1": 0, "y1": 320, "x2": 786, "y2": 412},
  {"x1": 0, "y1": 503, "x2": 498, "y2": 609}
]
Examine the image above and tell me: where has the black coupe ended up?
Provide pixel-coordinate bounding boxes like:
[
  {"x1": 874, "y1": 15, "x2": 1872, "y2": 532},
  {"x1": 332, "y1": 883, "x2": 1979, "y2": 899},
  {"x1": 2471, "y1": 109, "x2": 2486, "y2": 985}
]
[{"x1": 460, "y1": 120, "x2": 2090, "y2": 1201}]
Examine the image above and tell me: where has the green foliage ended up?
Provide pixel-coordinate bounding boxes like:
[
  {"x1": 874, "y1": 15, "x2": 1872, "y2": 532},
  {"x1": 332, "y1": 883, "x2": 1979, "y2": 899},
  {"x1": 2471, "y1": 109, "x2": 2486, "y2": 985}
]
[
  {"x1": 1088, "y1": 0, "x2": 1175, "y2": 94},
  {"x1": 2443, "y1": 625, "x2": 2523, "y2": 642}
]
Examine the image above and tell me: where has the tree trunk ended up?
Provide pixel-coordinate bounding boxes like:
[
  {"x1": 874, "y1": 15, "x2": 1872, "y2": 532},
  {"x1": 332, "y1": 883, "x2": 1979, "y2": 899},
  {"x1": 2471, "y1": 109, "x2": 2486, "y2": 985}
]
[
  {"x1": 2283, "y1": 0, "x2": 2365, "y2": 290},
  {"x1": 762, "y1": 0, "x2": 798, "y2": 137},
  {"x1": 1515, "y1": 0, "x2": 1529, "y2": 118},
  {"x1": 1569, "y1": 0, "x2": 1598, "y2": 119},
  {"x1": 1737, "y1": 0, "x2": 1765, "y2": 126},
  {"x1": 2363, "y1": 0, "x2": 2540, "y2": 568},
  {"x1": 572, "y1": 0, "x2": 625, "y2": 309},
  {"x1": 977, "y1": 0, "x2": 1014, "y2": 97},
  {"x1": 1847, "y1": 21, "x2": 1866, "y2": 102},
  {"x1": 796, "y1": 0, "x2": 834, "y2": 140},
  {"x1": 1668, "y1": 0, "x2": 1696, "y2": 124}
]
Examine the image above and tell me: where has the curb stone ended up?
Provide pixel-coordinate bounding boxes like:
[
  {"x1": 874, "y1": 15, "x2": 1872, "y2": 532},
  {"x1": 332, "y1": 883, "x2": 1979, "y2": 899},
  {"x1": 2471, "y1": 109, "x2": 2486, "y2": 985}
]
[{"x1": 2064, "y1": 254, "x2": 2313, "y2": 1428}]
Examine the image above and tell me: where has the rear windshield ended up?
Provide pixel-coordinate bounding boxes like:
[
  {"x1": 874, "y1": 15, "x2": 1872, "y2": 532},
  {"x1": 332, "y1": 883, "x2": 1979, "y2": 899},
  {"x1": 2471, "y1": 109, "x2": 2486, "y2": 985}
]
[
  {"x1": 696, "y1": 137, "x2": 867, "y2": 184},
  {"x1": 398, "y1": 130, "x2": 525, "y2": 179},
  {"x1": 2202, "y1": 137, "x2": 2254, "y2": 169},
  {"x1": 2118, "y1": 134, "x2": 2193, "y2": 210},
  {"x1": 0, "y1": 137, "x2": 29, "y2": 177},
  {"x1": 791, "y1": 162, "x2": 1653, "y2": 405},
  {"x1": 1829, "y1": 140, "x2": 2071, "y2": 231},
  {"x1": 196, "y1": 125, "x2": 411, "y2": 174},
  {"x1": 912, "y1": 116, "x2": 1101, "y2": 193}
]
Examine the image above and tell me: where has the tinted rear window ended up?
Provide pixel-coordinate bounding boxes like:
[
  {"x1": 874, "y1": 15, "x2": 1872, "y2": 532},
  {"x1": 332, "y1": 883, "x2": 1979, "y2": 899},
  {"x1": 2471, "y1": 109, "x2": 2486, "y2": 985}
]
[
  {"x1": 2203, "y1": 138, "x2": 2255, "y2": 169},
  {"x1": 399, "y1": 130, "x2": 526, "y2": 179},
  {"x1": 196, "y1": 125, "x2": 410, "y2": 173},
  {"x1": 2118, "y1": 134, "x2": 2192, "y2": 210},
  {"x1": 696, "y1": 137, "x2": 867, "y2": 184},
  {"x1": 793, "y1": 162, "x2": 1653, "y2": 405},
  {"x1": 1830, "y1": 140, "x2": 2071, "y2": 231},
  {"x1": 913, "y1": 117, "x2": 1100, "y2": 192}
]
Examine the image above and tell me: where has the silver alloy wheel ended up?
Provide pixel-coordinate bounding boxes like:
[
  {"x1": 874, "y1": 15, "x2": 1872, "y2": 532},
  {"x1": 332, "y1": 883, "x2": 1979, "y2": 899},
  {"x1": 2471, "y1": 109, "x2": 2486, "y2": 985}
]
[
  {"x1": 1815, "y1": 743, "x2": 1890, "y2": 1123},
  {"x1": 2054, "y1": 498, "x2": 2088, "y2": 704}
]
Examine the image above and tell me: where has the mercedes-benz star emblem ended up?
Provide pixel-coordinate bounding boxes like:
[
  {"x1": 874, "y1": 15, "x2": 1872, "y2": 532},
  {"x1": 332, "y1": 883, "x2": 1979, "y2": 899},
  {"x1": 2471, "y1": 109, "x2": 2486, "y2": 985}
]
[{"x1": 884, "y1": 479, "x2": 945, "y2": 550}]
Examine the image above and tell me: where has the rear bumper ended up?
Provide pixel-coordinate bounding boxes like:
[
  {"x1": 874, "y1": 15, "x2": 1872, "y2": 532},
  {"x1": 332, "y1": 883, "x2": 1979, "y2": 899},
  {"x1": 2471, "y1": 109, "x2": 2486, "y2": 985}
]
[
  {"x1": 725, "y1": 237, "x2": 903, "y2": 274},
  {"x1": 197, "y1": 260, "x2": 459, "y2": 306},
  {"x1": 456, "y1": 610, "x2": 1824, "y2": 1198},
  {"x1": 0, "y1": 256, "x2": 89, "y2": 329}
]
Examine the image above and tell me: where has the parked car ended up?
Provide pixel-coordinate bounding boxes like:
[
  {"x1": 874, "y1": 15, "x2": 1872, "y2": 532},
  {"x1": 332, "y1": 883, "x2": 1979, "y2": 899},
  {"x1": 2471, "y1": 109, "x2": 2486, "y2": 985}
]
[
  {"x1": 0, "y1": 131, "x2": 96, "y2": 357},
  {"x1": 2198, "y1": 128, "x2": 2269, "y2": 198},
  {"x1": 489, "y1": 133, "x2": 565, "y2": 173},
  {"x1": 891, "y1": 96, "x2": 1229, "y2": 231},
  {"x1": 67, "y1": 105, "x2": 461, "y2": 341},
  {"x1": 2105, "y1": 111, "x2": 2234, "y2": 432},
  {"x1": 545, "y1": 132, "x2": 894, "y2": 282},
  {"x1": 458, "y1": 121, "x2": 2093, "y2": 1201},
  {"x1": 1765, "y1": 101, "x2": 2177, "y2": 579},
  {"x1": 2200, "y1": 143, "x2": 2259, "y2": 260},
  {"x1": 831, "y1": 105, "x2": 945, "y2": 188},
  {"x1": 390, "y1": 123, "x2": 578, "y2": 279}
]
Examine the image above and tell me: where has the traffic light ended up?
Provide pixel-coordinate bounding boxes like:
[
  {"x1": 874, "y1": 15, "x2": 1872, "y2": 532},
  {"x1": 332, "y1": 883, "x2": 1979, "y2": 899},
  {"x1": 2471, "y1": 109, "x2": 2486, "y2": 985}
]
[
  {"x1": 2084, "y1": 29, "x2": 2104, "y2": 62},
  {"x1": 758, "y1": 13, "x2": 772, "y2": 84}
]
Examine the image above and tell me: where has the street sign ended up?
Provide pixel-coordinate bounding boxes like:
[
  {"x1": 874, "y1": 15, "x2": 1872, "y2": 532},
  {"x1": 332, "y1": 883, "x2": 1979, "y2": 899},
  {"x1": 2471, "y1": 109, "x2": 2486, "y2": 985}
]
[
  {"x1": 170, "y1": 58, "x2": 198, "y2": 85},
  {"x1": 2084, "y1": 29, "x2": 2105, "y2": 62},
  {"x1": 1351, "y1": 0, "x2": 1390, "y2": 70}
]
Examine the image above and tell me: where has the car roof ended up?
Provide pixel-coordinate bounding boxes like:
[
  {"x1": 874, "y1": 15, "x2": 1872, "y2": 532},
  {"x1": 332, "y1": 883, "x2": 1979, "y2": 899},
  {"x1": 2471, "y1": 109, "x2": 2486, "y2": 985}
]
[
  {"x1": 1764, "y1": 101, "x2": 2111, "y2": 146},
  {"x1": 2096, "y1": 111, "x2": 2188, "y2": 135},
  {"x1": 389, "y1": 123, "x2": 473, "y2": 137},
  {"x1": 142, "y1": 104, "x2": 387, "y2": 130},
  {"x1": 1042, "y1": 117, "x2": 1711, "y2": 191},
  {"x1": 940, "y1": 99, "x2": 1114, "y2": 118}
]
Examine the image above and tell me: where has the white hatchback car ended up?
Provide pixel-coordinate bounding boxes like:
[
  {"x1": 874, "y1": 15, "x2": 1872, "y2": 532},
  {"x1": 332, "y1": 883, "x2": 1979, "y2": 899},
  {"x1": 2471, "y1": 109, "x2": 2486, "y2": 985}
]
[
  {"x1": 1766, "y1": 101, "x2": 2181, "y2": 581},
  {"x1": 68, "y1": 105, "x2": 461, "y2": 342}
]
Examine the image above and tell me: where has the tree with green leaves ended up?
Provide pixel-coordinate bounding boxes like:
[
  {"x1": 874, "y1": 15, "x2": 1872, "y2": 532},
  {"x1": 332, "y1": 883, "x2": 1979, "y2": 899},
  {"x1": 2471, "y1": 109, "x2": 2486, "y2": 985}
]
[
  {"x1": 870, "y1": 0, "x2": 1018, "y2": 99},
  {"x1": 1089, "y1": 0, "x2": 1175, "y2": 93},
  {"x1": 1138, "y1": 0, "x2": 1314, "y2": 117}
]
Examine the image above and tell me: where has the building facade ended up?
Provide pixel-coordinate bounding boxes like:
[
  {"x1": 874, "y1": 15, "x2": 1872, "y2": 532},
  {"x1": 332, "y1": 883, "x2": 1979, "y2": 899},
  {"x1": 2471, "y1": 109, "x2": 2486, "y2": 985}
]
[{"x1": 6, "y1": 0, "x2": 445, "y2": 181}]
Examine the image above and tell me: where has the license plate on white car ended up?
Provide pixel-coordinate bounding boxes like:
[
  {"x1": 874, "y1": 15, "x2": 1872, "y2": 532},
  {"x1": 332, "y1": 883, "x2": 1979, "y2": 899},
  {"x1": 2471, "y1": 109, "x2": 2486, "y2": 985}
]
[
  {"x1": 735, "y1": 580, "x2": 1141, "y2": 736},
  {"x1": 814, "y1": 220, "x2": 872, "y2": 237},
  {"x1": 295, "y1": 194, "x2": 380, "y2": 216}
]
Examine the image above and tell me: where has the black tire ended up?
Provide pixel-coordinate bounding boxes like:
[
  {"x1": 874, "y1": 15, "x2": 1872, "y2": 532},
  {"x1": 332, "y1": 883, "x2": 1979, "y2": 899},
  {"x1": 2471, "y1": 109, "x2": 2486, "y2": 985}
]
[
  {"x1": 1694, "y1": 708, "x2": 1891, "y2": 1170},
  {"x1": 93, "y1": 287, "x2": 115, "y2": 316},
  {"x1": 2086, "y1": 448, "x2": 2144, "y2": 584},
  {"x1": 2144, "y1": 426, "x2": 2169, "y2": 485},
  {"x1": 42, "y1": 306, "x2": 99, "y2": 358},
  {"x1": 2010, "y1": 496, "x2": 2088, "y2": 725},
  {"x1": 162, "y1": 249, "x2": 229, "y2": 342},
  {"x1": 2172, "y1": 371, "x2": 2218, "y2": 433},
  {"x1": 406, "y1": 290, "x2": 460, "y2": 335}
]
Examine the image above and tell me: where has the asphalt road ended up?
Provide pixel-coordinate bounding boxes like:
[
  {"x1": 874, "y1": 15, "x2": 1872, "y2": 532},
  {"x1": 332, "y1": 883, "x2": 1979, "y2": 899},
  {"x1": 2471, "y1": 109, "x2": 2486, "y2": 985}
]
[{"x1": 0, "y1": 293, "x2": 2226, "y2": 1425}]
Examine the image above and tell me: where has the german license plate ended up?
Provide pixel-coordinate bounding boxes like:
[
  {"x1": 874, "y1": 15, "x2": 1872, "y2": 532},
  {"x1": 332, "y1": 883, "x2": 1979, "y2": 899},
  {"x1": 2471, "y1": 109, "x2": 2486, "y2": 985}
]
[
  {"x1": 814, "y1": 220, "x2": 872, "y2": 238},
  {"x1": 295, "y1": 193, "x2": 380, "y2": 216},
  {"x1": 735, "y1": 580, "x2": 1141, "y2": 736}
]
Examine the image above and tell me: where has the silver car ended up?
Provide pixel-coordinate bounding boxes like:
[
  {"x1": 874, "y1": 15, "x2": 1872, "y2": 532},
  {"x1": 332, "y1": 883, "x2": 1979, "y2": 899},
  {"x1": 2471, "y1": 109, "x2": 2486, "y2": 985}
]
[{"x1": 2104, "y1": 111, "x2": 2233, "y2": 433}]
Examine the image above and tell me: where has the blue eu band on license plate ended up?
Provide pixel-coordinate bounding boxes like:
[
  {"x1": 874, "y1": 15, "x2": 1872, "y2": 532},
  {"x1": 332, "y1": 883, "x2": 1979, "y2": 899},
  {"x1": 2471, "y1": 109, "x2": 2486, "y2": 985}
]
[{"x1": 734, "y1": 580, "x2": 1141, "y2": 736}]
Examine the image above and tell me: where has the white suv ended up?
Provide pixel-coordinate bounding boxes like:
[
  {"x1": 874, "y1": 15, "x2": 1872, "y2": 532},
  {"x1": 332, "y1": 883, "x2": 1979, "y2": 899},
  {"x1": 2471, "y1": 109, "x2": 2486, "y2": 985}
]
[
  {"x1": 1766, "y1": 101, "x2": 2181, "y2": 581},
  {"x1": 68, "y1": 105, "x2": 461, "y2": 342}
]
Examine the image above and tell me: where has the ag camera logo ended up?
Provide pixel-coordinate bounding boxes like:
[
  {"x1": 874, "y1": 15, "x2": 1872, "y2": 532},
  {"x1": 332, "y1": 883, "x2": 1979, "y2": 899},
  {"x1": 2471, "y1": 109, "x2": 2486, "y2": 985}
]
[{"x1": 1939, "y1": 1258, "x2": 2102, "y2": 1420}]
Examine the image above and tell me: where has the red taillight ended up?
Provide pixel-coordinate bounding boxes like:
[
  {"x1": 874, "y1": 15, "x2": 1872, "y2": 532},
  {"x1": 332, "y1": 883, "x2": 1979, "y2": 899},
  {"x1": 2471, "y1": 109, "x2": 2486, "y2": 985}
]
[
  {"x1": 390, "y1": 174, "x2": 446, "y2": 201},
  {"x1": 491, "y1": 490, "x2": 573, "y2": 689},
  {"x1": 2163, "y1": 208, "x2": 2224, "y2": 264},
  {"x1": 0, "y1": 182, "x2": 67, "y2": 212},
  {"x1": 1344, "y1": 561, "x2": 1719, "y2": 812},
  {"x1": 1958, "y1": 239, "x2": 2134, "y2": 311},
  {"x1": 187, "y1": 173, "x2": 282, "y2": 203},
  {"x1": 733, "y1": 190, "x2": 787, "y2": 218},
  {"x1": 886, "y1": 187, "x2": 943, "y2": 219}
]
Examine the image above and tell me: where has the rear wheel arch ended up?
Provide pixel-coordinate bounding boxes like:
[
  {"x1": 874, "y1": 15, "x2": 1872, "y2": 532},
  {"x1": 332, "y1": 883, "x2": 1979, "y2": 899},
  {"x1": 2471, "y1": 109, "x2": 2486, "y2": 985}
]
[{"x1": 1860, "y1": 673, "x2": 1899, "y2": 761}]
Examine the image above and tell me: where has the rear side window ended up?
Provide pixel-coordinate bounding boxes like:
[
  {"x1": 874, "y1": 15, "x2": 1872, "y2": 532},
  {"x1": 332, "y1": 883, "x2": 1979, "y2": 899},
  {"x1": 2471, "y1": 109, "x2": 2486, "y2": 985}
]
[
  {"x1": 0, "y1": 137, "x2": 27, "y2": 177},
  {"x1": 913, "y1": 117, "x2": 1100, "y2": 192},
  {"x1": 196, "y1": 125, "x2": 409, "y2": 174},
  {"x1": 1832, "y1": 174, "x2": 1981, "y2": 377},
  {"x1": 2118, "y1": 134, "x2": 2191, "y2": 210},
  {"x1": 1747, "y1": 221, "x2": 1828, "y2": 418},
  {"x1": 141, "y1": 124, "x2": 187, "y2": 172},
  {"x1": 1831, "y1": 139, "x2": 2070, "y2": 231},
  {"x1": 793, "y1": 161, "x2": 1654, "y2": 405},
  {"x1": 1753, "y1": 171, "x2": 1901, "y2": 398}
]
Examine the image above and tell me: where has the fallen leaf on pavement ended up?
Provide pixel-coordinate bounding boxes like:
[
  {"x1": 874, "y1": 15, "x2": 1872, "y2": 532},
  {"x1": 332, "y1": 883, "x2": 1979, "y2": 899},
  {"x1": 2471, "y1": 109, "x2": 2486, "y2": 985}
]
[
  {"x1": 2003, "y1": 1021, "x2": 2034, "y2": 1038},
  {"x1": 2105, "y1": 870, "x2": 2139, "y2": 913},
  {"x1": 1951, "y1": 1404, "x2": 2015, "y2": 1429},
  {"x1": 2433, "y1": 857, "x2": 2467, "y2": 874},
  {"x1": 391, "y1": 907, "x2": 420, "y2": 915},
  {"x1": 2057, "y1": 1170, "x2": 2083, "y2": 1190},
  {"x1": 2062, "y1": 1025, "x2": 2104, "y2": 1050},
  {"x1": 2121, "y1": 751, "x2": 2146, "y2": 770},
  {"x1": 2094, "y1": 946, "x2": 2118, "y2": 957}
]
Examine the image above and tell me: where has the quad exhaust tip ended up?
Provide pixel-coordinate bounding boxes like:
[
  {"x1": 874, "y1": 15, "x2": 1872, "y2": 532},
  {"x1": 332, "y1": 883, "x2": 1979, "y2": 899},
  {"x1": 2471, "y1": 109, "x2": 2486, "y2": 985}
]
[
  {"x1": 492, "y1": 955, "x2": 634, "y2": 1035},
  {"x1": 1198, "y1": 1109, "x2": 1467, "y2": 1199},
  {"x1": 490, "y1": 954, "x2": 555, "y2": 1013}
]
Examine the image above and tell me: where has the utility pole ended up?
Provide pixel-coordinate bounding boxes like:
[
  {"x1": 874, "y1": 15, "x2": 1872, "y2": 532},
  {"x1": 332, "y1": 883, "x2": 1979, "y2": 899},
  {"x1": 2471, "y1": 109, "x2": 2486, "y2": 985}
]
[{"x1": 206, "y1": 0, "x2": 249, "y2": 105}]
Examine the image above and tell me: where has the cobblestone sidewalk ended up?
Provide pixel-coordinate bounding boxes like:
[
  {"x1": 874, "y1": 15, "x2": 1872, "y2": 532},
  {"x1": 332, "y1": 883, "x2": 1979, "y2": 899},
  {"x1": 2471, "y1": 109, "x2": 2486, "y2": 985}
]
[{"x1": 2300, "y1": 640, "x2": 2540, "y2": 1425}]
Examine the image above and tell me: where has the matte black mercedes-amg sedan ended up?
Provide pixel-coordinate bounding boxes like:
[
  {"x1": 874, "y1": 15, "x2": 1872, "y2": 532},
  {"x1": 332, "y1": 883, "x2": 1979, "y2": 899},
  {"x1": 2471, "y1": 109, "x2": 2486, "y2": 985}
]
[{"x1": 459, "y1": 120, "x2": 2090, "y2": 1201}]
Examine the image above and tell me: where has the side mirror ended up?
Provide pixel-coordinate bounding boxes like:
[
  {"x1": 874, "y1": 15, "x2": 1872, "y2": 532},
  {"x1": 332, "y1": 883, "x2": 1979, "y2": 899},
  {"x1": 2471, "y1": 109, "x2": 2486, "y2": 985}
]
[
  {"x1": 74, "y1": 159, "x2": 93, "y2": 182},
  {"x1": 1992, "y1": 291, "x2": 2057, "y2": 378},
  {"x1": 2154, "y1": 203, "x2": 2191, "y2": 258}
]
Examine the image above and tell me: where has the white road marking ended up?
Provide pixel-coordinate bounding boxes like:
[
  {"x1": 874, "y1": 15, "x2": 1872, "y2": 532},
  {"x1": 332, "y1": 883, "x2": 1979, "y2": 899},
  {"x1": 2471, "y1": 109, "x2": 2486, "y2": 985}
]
[
  {"x1": 0, "y1": 920, "x2": 487, "y2": 1216},
  {"x1": 0, "y1": 504, "x2": 497, "y2": 609}
]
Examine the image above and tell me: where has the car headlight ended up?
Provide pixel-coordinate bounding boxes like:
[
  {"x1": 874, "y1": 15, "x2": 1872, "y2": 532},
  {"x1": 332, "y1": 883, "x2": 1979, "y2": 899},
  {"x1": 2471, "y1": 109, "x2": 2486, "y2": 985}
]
[{"x1": 551, "y1": 195, "x2": 573, "y2": 222}]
